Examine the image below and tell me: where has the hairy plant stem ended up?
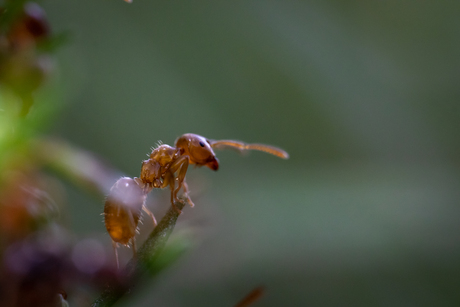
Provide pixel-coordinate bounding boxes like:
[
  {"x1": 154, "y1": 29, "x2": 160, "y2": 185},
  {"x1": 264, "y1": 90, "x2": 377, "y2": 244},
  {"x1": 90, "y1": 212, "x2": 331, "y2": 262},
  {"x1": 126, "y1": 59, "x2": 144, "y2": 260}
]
[{"x1": 91, "y1": 201, "x2": 186, "y2": 307}]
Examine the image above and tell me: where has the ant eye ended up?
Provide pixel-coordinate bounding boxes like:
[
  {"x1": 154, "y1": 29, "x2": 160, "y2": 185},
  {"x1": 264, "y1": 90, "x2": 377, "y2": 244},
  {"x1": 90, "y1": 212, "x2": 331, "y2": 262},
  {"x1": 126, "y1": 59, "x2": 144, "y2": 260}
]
[{"x1": 199, "y1": 141, "x2": 205, "y2": 147}]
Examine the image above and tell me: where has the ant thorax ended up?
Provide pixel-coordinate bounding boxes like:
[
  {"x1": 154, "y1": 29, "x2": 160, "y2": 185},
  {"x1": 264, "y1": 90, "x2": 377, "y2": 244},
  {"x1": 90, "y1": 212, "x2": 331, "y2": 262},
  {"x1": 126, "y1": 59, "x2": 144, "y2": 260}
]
[
  {"x1": 149, "y1": 144, "x2": 180, "y2": 167},
  {"x1": 140, "y1": 144, "x2": 181, "y2": 188}
]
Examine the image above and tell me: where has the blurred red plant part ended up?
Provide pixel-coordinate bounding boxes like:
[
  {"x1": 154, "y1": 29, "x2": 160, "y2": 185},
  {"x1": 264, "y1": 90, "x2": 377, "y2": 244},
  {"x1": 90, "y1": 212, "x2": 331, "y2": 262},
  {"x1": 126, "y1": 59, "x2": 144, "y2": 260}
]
[
  {"x1": 34, "y1": 137, "x2": 123, "y2": 196},
  {"x1": 7, "y1": 2, "x2": 50, "y2": 50},
  {"x1": 0, "y1": 170, "x2": 62, "y2": 243},
  {"x1": 0, "y1": 228, "x2": 124, "y2": 306},
  {"x1": 0, "y1": 230, "x2": 71, "y2": 307},
  {"x1": 234, "y1": 286, "x2": 265, "y2": 307}
]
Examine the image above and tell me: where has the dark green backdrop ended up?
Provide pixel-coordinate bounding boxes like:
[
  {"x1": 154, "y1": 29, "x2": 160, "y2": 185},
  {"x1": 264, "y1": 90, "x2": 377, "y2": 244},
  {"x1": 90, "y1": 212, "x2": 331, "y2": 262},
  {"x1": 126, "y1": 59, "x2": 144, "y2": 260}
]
[{"x1": 42, "y1": 0, "x2": 460, "y2": 306}]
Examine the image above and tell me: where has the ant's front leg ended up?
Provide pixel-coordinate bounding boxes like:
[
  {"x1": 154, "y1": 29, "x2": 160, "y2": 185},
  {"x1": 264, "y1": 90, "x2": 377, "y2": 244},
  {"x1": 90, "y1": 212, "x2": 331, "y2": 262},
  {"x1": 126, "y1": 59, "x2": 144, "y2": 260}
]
[
  {"x1": 163, "y1": 171, "x2": 182, "y2": 214},
  {"x1": 169, "y1": 155, "x2": 192, "y2": 211}
]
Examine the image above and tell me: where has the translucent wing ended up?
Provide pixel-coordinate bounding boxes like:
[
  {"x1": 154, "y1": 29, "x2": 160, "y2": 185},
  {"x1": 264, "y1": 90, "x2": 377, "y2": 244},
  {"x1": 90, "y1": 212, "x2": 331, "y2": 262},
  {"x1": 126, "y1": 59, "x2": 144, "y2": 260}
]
[{"x1": 210, "y1": 140, "x2": 289, "y2": 159}]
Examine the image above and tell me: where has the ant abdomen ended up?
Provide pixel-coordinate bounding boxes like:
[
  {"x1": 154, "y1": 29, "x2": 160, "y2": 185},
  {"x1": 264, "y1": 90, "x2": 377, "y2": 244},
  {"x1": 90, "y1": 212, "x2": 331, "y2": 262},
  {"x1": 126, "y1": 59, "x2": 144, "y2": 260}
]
[{"x1": 104, "y1": 177, "x2": 145, "y2": 246}]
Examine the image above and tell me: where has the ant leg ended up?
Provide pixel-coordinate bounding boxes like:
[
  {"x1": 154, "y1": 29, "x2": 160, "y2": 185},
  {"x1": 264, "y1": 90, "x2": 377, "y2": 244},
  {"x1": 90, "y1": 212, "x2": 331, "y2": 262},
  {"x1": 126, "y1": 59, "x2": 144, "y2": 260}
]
[
  {"x1": 175, "y1": 159, "x2": 195, "y2": 208},
  {"x1": 112, "y1": 240, "x2": 119, "y2": 270},
  {"x1": 167, "y1": 183, "x2": 182, "y2": 214},
  {"x1": 164, "y1": 172, "x2": 182, "y2": 214},
  {"x1": 169, "y1": 156, "x2": 191, "y2": 209},
  {"x1": 170, "y1": 187, "x2": 182, "y2": 214},
  {"x1": 182, "y1": 180, "x2": 195, "y2": 208},
  {"x1": 142, "y1": 205, "x2": 157, "y2": 227},
  {"x1": 131, "y1": 237, "x2": 137, "y2": 260}
]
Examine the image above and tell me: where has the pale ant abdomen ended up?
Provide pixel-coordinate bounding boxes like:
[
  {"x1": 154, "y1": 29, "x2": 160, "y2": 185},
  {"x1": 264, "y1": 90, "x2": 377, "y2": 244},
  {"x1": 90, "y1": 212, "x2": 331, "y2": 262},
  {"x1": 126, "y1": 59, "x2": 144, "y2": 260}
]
[
  {"x1": 104, "y1": 177, "x2": 144, "y2": 245},
  {"x1": 104, "y1": 177, "x2": 156, "y2": 268}
]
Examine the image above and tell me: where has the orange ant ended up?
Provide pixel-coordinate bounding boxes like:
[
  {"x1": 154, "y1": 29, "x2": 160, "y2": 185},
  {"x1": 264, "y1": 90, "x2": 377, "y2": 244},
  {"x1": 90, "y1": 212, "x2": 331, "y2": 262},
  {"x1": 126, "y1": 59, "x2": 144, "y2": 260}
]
[{"x1": 104, "y1": 133, "x2": 289, "y2": 268}]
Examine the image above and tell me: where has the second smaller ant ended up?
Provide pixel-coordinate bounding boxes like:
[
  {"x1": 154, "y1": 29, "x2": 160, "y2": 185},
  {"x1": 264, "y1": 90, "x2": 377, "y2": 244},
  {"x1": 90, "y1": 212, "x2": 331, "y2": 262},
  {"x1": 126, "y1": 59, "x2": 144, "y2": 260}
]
[{"x1": 104, "y1": 133, "x2": 289, "y2": 268}]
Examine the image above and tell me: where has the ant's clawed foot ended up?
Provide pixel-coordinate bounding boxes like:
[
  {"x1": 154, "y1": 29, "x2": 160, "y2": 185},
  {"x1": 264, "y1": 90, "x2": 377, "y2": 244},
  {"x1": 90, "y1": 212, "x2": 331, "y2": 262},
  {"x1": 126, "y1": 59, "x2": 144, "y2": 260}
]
[
  {"x1": 172, "y1": 195, "x2": 194, "y2": 213},
  {"x1": 151, "y1": 215, "x2": 158, "y2": 227},
  {"x1": 185, "y1": 196, "x2": 195, "y2": 208}
]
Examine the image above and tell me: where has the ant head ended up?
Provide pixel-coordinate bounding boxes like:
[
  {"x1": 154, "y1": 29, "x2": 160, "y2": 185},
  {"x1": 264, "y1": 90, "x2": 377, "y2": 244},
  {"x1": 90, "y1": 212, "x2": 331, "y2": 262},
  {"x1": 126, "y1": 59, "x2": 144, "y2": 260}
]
[{"x1": 175, "y1": 134, "x2": 219, "y2": 170}]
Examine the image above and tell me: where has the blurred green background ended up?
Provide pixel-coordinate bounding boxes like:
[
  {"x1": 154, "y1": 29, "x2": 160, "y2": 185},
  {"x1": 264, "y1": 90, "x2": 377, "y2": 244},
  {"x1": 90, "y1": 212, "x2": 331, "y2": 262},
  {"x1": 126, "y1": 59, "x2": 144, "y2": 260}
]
[{"x1": 42, "y1": 0, "x2": 460, "y2": 306}]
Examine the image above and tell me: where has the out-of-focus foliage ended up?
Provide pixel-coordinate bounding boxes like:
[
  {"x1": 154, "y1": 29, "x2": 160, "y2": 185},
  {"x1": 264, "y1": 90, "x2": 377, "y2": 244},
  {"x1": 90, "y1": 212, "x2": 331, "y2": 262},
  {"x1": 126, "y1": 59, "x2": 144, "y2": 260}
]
[{"x1": 0, "y1": 3, "x2": 125, "y2": 306}]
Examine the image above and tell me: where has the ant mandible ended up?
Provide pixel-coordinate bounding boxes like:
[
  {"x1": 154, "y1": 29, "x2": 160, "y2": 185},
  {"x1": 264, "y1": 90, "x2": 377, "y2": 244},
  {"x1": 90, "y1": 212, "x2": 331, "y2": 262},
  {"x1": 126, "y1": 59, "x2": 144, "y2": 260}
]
[{"x1": 104, "y1": 133, "x2": 289, "y2": 268}]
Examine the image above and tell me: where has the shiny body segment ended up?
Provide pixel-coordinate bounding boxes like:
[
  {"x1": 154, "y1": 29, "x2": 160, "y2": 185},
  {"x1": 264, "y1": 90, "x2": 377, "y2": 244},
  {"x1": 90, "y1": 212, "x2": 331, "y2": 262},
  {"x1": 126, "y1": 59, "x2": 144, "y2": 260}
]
[
  {"x1": 104, "y1": 177, "x2": 144, "y2": 245},
  {"x1": 103, "y1": 177, "x2": 156, "y2": 268}
]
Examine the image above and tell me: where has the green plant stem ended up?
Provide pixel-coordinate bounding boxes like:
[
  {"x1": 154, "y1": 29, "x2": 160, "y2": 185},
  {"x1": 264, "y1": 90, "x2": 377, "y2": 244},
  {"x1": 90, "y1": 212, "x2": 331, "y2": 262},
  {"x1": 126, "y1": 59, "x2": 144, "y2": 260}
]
[{"x1": 91, "y1": 201, "x2": 186, "y2": 307}]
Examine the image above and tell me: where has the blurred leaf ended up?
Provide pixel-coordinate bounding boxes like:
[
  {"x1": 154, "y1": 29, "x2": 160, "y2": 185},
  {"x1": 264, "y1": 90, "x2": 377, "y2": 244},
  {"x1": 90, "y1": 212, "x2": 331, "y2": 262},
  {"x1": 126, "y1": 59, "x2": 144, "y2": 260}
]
[
  {"x1": 0, "y1": 0, "x2": 29, "y2": 31},
  {"x1": 35, "y1": 137, "x2": 123, "y2": 196},
  {"x1": 37, "y1": 31, "x2": 71, "y2": 53}
]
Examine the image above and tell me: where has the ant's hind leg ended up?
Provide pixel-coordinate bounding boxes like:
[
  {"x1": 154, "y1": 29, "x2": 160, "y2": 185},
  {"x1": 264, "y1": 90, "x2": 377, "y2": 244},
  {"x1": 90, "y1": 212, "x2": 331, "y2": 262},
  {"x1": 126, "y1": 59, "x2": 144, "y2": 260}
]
[
  {"x1": 112, "y1": 240, "x2": 119, "y2": 270},
  {"x1": 131, "y1": 237, "x2": 137, "y2": 260},
  {"x1": 142, "y1": 205, "x2": 157, "y2": 227}
]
